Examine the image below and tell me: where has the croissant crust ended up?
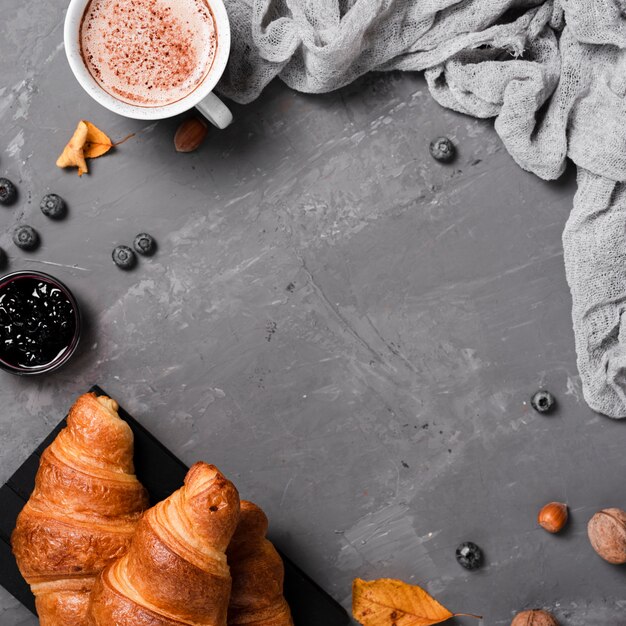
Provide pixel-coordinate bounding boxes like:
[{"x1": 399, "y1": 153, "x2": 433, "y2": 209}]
[
  {"x1": 89, "y1": 462, "x2": 240, "y2": 626},
  {"x1": 11, "y1": 392, "x2": 148, "y2": 626},
  {"x1": 227, "y1": 501, "x2": 293, "y2": 626}
]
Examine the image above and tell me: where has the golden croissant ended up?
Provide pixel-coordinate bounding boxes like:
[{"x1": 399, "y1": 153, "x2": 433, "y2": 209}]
[
  {"x1": 227, "y1": 500, "x2": 293, "y2": 626},
  {"x1": 11, "y1": 392, "x2": 149, "y2": 626},
  {"x1": 88, "y1": 461, "x2": 240, "y2": 625}
]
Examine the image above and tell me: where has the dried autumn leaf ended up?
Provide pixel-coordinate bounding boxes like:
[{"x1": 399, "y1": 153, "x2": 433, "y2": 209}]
[
  {"x1": 83, "y1": 120, "x2": 113, "y2": 158},
  {"x1": 56, "y1": 121, "x2": 88, "y2": 176},
  {"x1": 56, "y1": 120, "x2": 113, "y2": 176},
  {"x1": 352, "y1": 578, "x2": 481, "y2": 626}
]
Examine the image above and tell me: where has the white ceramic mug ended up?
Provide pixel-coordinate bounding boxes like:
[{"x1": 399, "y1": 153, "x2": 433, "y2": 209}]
[{"x1": 63, "y1": 0, "x2": 232, "y2": 127}]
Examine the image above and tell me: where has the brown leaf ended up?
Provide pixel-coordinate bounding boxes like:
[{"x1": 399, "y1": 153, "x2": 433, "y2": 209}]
[
  {"x1": 352, "y1": 578, "x2": 481, "y2": 626},
  {"x1": 56, "y1": 121, "x2": 89, "y2": 176},
  {"x1": 83, "y1": 120, "x2": 113, "y2": 158},
  {"x1": 56, "y1": 120, "x2": 113, "y2": 176}
]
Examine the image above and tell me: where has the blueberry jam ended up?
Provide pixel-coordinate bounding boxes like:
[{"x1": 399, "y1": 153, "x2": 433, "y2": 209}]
[{"x1": 0, "y1": 275, "x2": 78, "y2": 371}]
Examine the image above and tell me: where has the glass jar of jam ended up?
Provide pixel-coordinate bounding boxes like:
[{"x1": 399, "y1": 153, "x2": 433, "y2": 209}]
[{"x1": 0, "y1": 271, "x2": 81, "y2": 375}]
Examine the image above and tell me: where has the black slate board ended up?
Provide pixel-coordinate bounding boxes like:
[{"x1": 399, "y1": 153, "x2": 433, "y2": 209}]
[{"x1": 0, "y1": 385, "x2": 349, "y2": 626}]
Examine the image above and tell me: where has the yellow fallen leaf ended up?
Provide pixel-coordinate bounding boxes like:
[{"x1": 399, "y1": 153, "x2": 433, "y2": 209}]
[
  {"x1": 83, "y1": 120, "x2": 113, "y2": 158},
  {"x1": 56, "y1": 120, "x2": 88, "y2": 176},
  {"x1": 56, "y1": 120, "x2": 113, "y2": 176},
  {"x1": 352, "y1": 578, "x2": 481, "y2": 626}
]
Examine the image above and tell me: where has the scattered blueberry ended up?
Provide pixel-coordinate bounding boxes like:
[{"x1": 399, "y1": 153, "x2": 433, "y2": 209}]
[
  {"x1": 112, "y1": 245, "x2": 136, "y2": 270},
  {"x1": 40, "y1": 193, "x2": 67, "y2": 219},
  {"x1": 531, "y1": 390, "x2": 556, "y2": 414},
  {"x1": 13, "y1": 225, "x2": 39, "y2": 251},
  {"x1": 133, "y1": 233, "x2": 156, "y2": 256},
  {"x1": 456, "y1": 541, "x2": 483, "y2": 570},
  {"x1": 0, "y1": 178, "x2": 17, "y2": 205},
  {"x1": 429, "y1": 137, "x2": 456, "y2": 163}
]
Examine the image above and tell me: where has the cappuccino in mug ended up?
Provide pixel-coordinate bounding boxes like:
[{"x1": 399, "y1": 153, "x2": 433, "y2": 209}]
[{"x1": 80, "y1": 0, "x2": 218, "y2": 107}]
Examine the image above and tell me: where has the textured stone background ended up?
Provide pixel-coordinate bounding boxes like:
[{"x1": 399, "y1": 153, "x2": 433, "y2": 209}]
[{"x1": 3, "y1": 1, "x2": 626, "y2": 625}]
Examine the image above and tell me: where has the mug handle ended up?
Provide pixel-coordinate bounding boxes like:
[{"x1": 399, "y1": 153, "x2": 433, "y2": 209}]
[{"x1": 195, "y1": 92, "x2": 233, "y2": 129}]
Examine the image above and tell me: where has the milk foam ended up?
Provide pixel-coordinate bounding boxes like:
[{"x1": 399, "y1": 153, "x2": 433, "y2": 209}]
[{"x1": 80, "y1": 0, "x2": 217, "y2": 107}]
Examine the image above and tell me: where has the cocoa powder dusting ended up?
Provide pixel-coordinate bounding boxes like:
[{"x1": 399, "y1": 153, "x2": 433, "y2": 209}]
[{"x1": 80, "y1": 0, "x2": 217, "y2": 107}]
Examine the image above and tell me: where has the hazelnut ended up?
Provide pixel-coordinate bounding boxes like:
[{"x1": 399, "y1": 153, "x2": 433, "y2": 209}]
[
  {"x1": 538, "y1": 502, "x2": 568, "y2": 533},
  {"x1": 174, "y1": 116, "x2": 208, "y2": 153},
  {"x1": 588, "y1": 508, "x2": 626, "y2": 564},
  {"x1": 511, "y1": 609, "x2": 560, "y2": 625}
]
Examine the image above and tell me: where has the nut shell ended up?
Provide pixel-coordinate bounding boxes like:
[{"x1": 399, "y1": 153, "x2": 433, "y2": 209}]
[
  {"x1": 511, "y1": 609, "x2": 559, "y2": 626},
  {"x1": 588, "y1": 508, "x2": 626, "y2": 564},
  {"x1": 538, "y1": 502, "x2": 568, "y2": 534},
  {"x1": 174, "y1": 117, "x2": 208, "y2": 153}
]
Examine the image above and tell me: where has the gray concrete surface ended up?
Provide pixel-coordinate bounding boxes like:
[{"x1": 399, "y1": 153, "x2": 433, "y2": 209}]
[{"x1": 2, "y1": 2, "x2": 626, "y2": 625}]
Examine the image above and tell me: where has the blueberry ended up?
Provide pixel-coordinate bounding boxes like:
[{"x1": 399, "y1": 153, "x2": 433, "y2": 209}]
[
  {"x1": 112, "y1": 245, "x2": 136, "y2": 270},
  {"x1": 13, "y1": 225, "x2": 39, "y2": 251},
  {"x1": 40, "y1": 193, "x2": 67, "y2": 219},
  {"x1": 429, "y1": 137, "x2": 456, "y2": 162},
  {"x1": 133, "y1": 233, "x2": 156, "y2": 256},
  {"x1": 456, "y1": 541, "x2": 483, "y2": 570},
  {"x1": 0, "y1": 178, "x2": 17, "y2": 205},
  {"x1": 531, "y1": 390, "x2": 555, "y2": 414}
]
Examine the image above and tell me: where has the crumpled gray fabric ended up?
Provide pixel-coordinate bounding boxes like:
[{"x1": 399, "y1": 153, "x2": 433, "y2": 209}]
[{"x1": 220, "y1": 0, "x2": 626, "y2": 417}]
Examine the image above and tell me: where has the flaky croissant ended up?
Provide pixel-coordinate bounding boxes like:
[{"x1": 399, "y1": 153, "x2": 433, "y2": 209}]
[
  {"x1": 227, "y1": 501, "x2": 293, "y2": 626},
  {"x1": 88, "y1": 461, "x2": 240, "y2": 626},
  {"x1": 11, "y1": 392, "x2": 149, "y2": 626}
]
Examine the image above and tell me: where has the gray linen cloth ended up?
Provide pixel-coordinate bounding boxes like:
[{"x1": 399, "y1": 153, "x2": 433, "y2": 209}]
[{"x1": 219, "y1": 0, "x2": 626, "y2": 417}]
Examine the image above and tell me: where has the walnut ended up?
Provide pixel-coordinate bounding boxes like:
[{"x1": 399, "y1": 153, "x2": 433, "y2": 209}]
[
  {"x1": 511, "y1": 609, "x2": 559, "y2": 625},
  {"x1": 588, "y1": 508, "x2": 626, "y2": 564}
]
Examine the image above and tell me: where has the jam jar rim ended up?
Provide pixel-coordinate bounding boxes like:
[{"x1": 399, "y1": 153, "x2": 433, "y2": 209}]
[{"x1": 0, "y1": 270, "x2": 81, "y2": 376}]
